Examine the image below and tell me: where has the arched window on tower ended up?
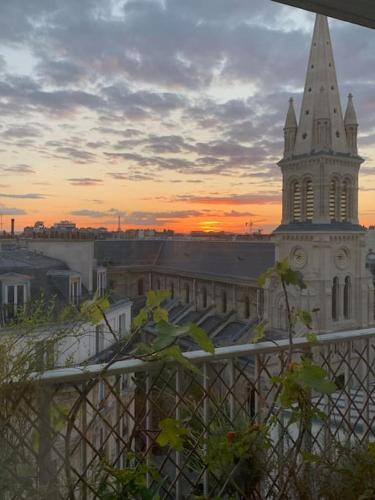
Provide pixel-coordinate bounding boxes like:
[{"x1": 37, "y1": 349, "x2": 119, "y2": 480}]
[
  {"x1": 202, "y1": 287, "x2": 208, "y2": 308},
  {"x1": 332, "y1": 277, "x2": 339, "y2": 321},
  {"x1": 303, "y1": 179, "x2": 314, "y2": 221},
  {"x1": 291, "y1": 181, "x2": 301, "y2": 222},
  {"x1": 221, "y1": 291, "x2": 227, "y2": 314},
  {"x1": 343, "y1": 276, "x2": 351, "y2": 319},
  {"x1": 137, "y1": 278, "x2": 144, "y2": 296},
  {"x1": 340, "y1": 178, "x2": 352, "y2": 221},
  {"x1": 329, "y1": 178, "x2": 339, "y2": 221}
]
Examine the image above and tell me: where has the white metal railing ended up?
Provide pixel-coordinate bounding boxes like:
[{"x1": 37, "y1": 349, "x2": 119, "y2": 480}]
[
  {"x1": 2, "y1": 327, "x2": 375, "y2": 499},
  {"x1": 37, "y1": 327, "x2": 375, "y2": 383}
]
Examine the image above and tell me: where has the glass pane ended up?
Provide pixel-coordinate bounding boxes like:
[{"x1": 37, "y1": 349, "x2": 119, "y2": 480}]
[
  {"x1": 7, "y1": 285, "x2": 15, "y2": 304},
  {"x1": 17, "y1": 285, "x2": 24, "y2": 307}
]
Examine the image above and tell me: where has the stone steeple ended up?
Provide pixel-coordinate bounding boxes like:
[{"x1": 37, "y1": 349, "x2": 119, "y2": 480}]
[
  {"x1": 293, "y1": 14, "x2": 348, "y2": 156},
  {"x1": 271, "y1": 14, "x2": 374, "y2": 335}
]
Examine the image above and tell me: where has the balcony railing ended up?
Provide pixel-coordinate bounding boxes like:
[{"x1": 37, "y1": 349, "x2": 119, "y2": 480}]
[{"x1": 1, "y1": 328, "x2": 375, "y2": 498}]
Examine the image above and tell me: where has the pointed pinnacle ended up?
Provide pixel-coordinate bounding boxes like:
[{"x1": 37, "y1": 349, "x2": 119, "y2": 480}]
[
  {"x1": 344, "y1": 93, "x2": 358, "y2": 125},
  {"x1": 285, "y1": 97, "x2": 297, "y2": 129}
]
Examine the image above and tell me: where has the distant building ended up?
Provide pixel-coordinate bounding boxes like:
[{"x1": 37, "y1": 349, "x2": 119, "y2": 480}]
[
  {"x1": 52, "y1": 220, "x2": 77, "y2": 232},
  {"x1": 0, "y1": 241, "x2": 131, "y2": 367}
]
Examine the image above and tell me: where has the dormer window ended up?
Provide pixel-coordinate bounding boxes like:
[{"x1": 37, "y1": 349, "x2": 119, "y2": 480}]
[
  {"x1": 1, "y1": 273, "x2": 30, "y2": 321},
  {"x1": 5, "y1": 284, "x2": 27, "y2": 315}
]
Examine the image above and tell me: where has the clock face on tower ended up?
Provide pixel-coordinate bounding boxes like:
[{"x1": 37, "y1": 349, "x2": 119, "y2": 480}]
[
  {"x1": 291, "y1": 247, "x2": 307, "y2": 269},
  {"x1": 334, "y1": 247, "x2": 350, "y2": 270}
]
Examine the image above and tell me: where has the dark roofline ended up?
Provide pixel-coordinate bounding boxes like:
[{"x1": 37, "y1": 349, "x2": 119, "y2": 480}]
[
  {"x1": 274, "y1": 222, "x2": 365, "y2": 233},
  {"x1": 107, "y1": 264, "x2": 263, "y2": 286}
]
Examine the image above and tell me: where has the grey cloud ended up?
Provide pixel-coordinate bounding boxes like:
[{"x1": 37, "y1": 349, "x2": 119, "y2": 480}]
[
  {"x1": 70, "y1": 208, "x2": 203, "y2": 226},
  {"x1": 145, "y1": 135, "x2": 195, "y2": 154},
  {"x1": 175, "y1": 193, "x2": 281, "y2": 205},
  {"x1": 0, "y1": 75, "x2": 104, "y2": 115},
  {"x1": 102, "y1": 85, "x2": 187, "y2": 114},
  {"x1": 126, "y1": 210, "x2": 203, "y2": 226},
  {"x1": 1, "y1": 164, "x2": 35, "y2": 174},
  {"x1": 223, "y1": 210, "x2": 258, "y2": 217},
  {"x1": 0, "y1": 206, "x2": 26, "y2": 215},
  {"x1": 36, "y1": 59, "x2": 86, "y2": 86},
  {"x1": 71, "y1": 209, "x2": 107, "y2": 218},
  {"x1": 92, "y1": 127, "x2": 143, "y2": 137},
  {"x1": 107, "y1": 171, "x2": 155, "y2": 182},
  {"x1": 55, "y1": 146, "x2": 96, "y2": 163},
  {"x1": 67, "y1": 177, "x2": 102, "y2": 186},
  {"x1": 107, "y1": 172, "x2": 128, "y2": 180},
  {"x1": 86, "y1": 141, "x2": 108, "y2": 149},
  {"x1": 0, "y1": 192, "x2": 46, "y2": 199},
  {"x1": 1, "y1": 125, "x2": 43, "y2": 139}
]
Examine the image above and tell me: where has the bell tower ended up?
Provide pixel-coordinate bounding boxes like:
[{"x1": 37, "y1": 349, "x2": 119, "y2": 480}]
[{"x1": 269, "y1": 15, "x2": 374, "y2": 333}]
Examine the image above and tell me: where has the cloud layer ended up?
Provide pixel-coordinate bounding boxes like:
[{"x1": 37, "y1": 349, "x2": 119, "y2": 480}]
[{"x1": 0, "y1": 0, "x2": 374, "y2": 230}]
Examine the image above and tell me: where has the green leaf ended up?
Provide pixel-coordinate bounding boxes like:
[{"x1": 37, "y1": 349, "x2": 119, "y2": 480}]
[
  {"x1": 153, "y1": 307, "x2": 169, "y2": 323},
  {"x1": 283, "y1": 268, "x2": 306, "y2": 289},
  {"x1": 81, "y1": 295, "x2": 110, "y2": 324},
  {"x1": 133, "y1": 308, "x2": 148, "y2": 329},
  {"x1": 297, "y1": 310, "x2": 313, "y2": 329},
  {"x1": 146, "y1": 290, "x2": 170, "y2": 308},
  {"x1": 156, "y1": 418, "x2": 188, "y2": 451},
  {"x1": 158, "y1": 345, "x2": 201, "y2": 375},
  {"x1": 186, "y1": 323, "x2": 214, "y2": 353},
  {"x1": 133, "y1": 342, "x2": 154, "y2": 356},
  {"x1": 257, "y1": 271, "x2": 268, "y2": 287},
  {"x1": 297, "y1": 362, "x2": 336, "y2": 395},
  {"x1": 251, "y1": 320, "x2": 267, "y2": 343},
  {"x1": 302, "y1": 451, "x2": 320, "y2": 463},
  {"x1": 306, "y1": 332, "x2": 318, "y2": 344},
  {"x1": 153, "y1": 320, "x2": 183, "y2": 351}
]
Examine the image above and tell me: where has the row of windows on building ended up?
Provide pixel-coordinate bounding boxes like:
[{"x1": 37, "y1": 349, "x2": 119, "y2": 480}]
[
  {"x1": 290, "y1": 177, "x2": 353, "y2": 222},
  {"x1": 278, "y1": 275, "x2": 352, "y2": 330},
  {"x1": 137, "y1": 277, "x2": 263, "y2": 319}
]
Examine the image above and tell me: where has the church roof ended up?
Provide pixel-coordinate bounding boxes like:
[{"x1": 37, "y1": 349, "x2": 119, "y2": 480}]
[
  {"x1": 95, "y1": 240, "x2": 276, "y2": 284},
  {"x1": 294, "y1": 14, "x2": 348, "y2": 155}
]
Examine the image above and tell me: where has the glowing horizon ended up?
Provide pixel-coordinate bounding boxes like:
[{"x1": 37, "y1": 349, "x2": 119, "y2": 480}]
[{"x1": 0, "y1": 1, "x2": 374, "y2": 235}]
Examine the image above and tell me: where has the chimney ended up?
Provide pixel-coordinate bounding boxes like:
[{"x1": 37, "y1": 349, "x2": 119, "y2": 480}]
[{"x1": 11, "y1": 219, "x2": 15, "y2": 238}]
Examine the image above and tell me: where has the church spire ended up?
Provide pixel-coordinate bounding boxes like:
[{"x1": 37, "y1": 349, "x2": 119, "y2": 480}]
[
  {"x1": 294, "y1": 14, "x2": 348, "y2": 155},
  {"x1": 344, "y1": 93, "x2": 359, "y2": 155},
  {"x1": 283, "y1": 97, "x2": 297, "y2": 158}
]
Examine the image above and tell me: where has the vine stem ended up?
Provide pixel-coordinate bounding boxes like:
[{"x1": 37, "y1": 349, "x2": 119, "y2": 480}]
[{"x1": 281, "y1": 278, "x2": 294, "y2": 364}]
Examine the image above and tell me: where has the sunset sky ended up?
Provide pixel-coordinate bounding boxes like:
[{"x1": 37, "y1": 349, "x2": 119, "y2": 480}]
[{"x1": 0, "y1": 0, "x2": 374, "y2": 234}]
